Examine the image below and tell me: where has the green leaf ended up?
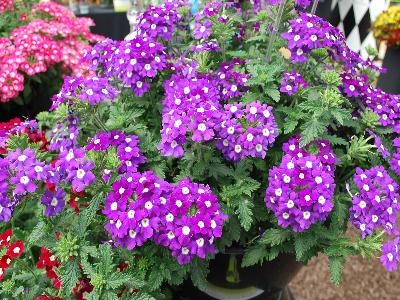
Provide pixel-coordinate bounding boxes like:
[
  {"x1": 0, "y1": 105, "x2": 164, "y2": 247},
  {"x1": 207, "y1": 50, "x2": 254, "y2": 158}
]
[
  {"x1": 59, "y1": 258, "x2": 80, "y2": 295},
  {"x1": 241, "y1": 245, "x2": 266, "y2": 267},
  {"x1": 107, "y1": 273, "x2": 131, "y2": 289},
  {"x1": 102, "y1": 291, "x2": 119, "y2": 300},
  {"x1": 294, "y1": 231, "x2": 318, "y2": 262},
  {"x1": 283, "y1": 119, "x2": 298, "y2": 134},
  {"x1": 235, "y1": 197, "x2": 254, "y2": 231},
  {"x1": 265, "y1": 88, "x2": 280, "y2": 102},
  {"x1": 300, "y1": 118, "x2": 327, "y2": 147},
  {"x1": 190, "y1": 259, "x2": 209, "y2": 291},
  {"x1": 330, "y1": 197, "x2": 350, "y2": 230},
  {"x1": 76, "y1": 193, "x2": 104, "y2": 236},
  {"x1": 259, "y1": 228, "x2": 292, "y2": 246},
  {"x1": 319, "y1": 134, "x2": 348, "y2": 146},
  {"x1": 328, "y1": 256, "x2": 345, "y2": 286},
  {"x1": 330, "y1": 107, "x2": 351, "y2": 125},
  {"x1": 129, "y1": 293, "x2": 156, "y2": 300},
  {"x1": 27, "y1": 221, "x2": 46, "y2": 246}
]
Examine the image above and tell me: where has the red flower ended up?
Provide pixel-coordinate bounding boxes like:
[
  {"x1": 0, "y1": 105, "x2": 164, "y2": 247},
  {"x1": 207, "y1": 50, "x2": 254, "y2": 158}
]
[
  {"x1": 20, "y1": 12, "x2": 27, "y2": 21},
  {"x1": 73, "y1": 278, "x2": 93, "y2": 299},
  {"x1": 6, "y1": 240, "x2": 24, "y2": 258},
  {"x1": 0, "y1": 118, "x2": 21, "y2": 130},
  {"x1": 0, "y1": 255, "x2": 12, "y2": 269},
  {"x1": 37, "y1": 247, "x2": 58, "y2": 269},
  {"x1": 53, "y1": 277, "x2": 62, "y2": 289},
  {"x1": 0, "y1": 229, "x2": 12, "y2": 249}
]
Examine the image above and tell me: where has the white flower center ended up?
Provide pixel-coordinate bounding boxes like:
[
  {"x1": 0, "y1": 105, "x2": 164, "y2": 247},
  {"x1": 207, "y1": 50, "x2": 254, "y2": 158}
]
[
  {"x1": 196, "y1": 238, "x2": 204, "y2": 247},
  {"x1": 182, "y1": 226, "x2": 190, "y2": 235},
  {"x1": 18, "y1": 155, "x2": 27, "y2": 162},
  {"x1": 51, "y1": 198, "x2": 58, "y2": 207},
  {"x1": 287, "y1": 200, "x2": 294, "y2": 208},
  {"x1": 20, "y1": 176, "x2": 29, "y2": 184}
]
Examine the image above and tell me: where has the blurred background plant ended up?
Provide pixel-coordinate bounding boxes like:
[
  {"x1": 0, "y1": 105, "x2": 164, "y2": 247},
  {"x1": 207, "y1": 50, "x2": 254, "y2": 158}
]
[{"x1": 0, "y1": 0, "x2": 104, "y2": 120}]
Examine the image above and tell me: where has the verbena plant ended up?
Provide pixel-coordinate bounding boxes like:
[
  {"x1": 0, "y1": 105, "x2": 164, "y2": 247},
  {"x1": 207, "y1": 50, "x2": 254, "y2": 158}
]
[{"x1": 0, "y1": 0, "x2": 400, "y2": 299}]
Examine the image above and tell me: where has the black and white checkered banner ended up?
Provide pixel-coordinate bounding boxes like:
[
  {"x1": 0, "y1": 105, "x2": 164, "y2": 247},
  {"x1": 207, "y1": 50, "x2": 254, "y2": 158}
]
[{"x1": 319, "y1": 0, "x2": 390, "y2": 58}]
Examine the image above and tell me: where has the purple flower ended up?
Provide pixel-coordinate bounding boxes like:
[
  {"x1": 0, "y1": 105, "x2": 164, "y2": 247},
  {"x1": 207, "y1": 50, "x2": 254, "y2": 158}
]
[
  {"x1": 0, "y1": 196, "x2": 13, "y2": 222},
  {"x1": 10, "y1": 172, "x2": 37, "y2": 195},
  {"x1": 215, "y1": 101, "x2": 278, "y2": 161},
  {"x1": 366, "y1": 129, "x2": 390, "y2": 158},
  {"x1": 66, "y1": 160, "x2": 96, "y2": 192},
  {"x1": 102, "y1": 171, "x2": 227, "y2": 265},
  {"x1": 83, "y1": 38, "x2": 167, "y2": 97},
  {"x1": 7, "y1": 148, "x2": 36, "y2": 170},
  {"x1": 280, "y1": 70, "x2": 308, "y2": 96},
  {"x1": 194, "y1": 20, "x2": 212, "y2": 40},
  {"x1": 380, "y1": 239, "x2": 400, "y2": 272},
  {"x1": 265, "y1": 138, "x2": 336, "y2": 232},
  {"x1": 349, "y1": 166, "x2": 400, "y2": 238},
  {"x1": 41, "y1": 188, "x2": 66, "y2": 217}
]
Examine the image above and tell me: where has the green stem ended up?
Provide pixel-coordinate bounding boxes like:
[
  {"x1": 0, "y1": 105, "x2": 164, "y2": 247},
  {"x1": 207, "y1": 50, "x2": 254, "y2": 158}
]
[{"x1": 265, "y1": 0, "x2": 287, "y2": 63}]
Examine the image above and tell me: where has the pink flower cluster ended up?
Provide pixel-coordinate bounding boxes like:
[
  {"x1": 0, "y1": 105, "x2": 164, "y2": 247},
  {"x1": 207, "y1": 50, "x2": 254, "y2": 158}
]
[
  {"x1": 0, "y1": 1, "x2": 103, "y2": 102},
  {"x1": 0, "y1": 0, "x2": 13, "y2": 13}
]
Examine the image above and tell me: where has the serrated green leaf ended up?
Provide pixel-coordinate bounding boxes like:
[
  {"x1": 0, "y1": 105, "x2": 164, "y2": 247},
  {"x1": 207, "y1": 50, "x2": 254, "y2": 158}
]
[
  {"x1": 129, "y1": 293, "x2": 156, "y2": 300},
  {"x1": 259, "y1": 228, "x2": 292, "y2": 246},
  {"x1": 190, "y1": 259, "x2": 209, "y2": 291},
  {"x1": 107, "y1": 273, "x2": 131, "y2": 289},
  {"x1": 241, "y1": 245, "x2": 266, "y2": 267},
  {"x1": 27, "y1": 221, "x2": 46, "y2": 246},
  {"x1": 294, "y1": 231, "x2": 318, "y2": 262},
  {"x1": 328, "y1": 256, "x2": 345, "y2": 286},
  {"x1": 59, "y1": 258, "x2": 80, "y2": 295},
  {"x1": 300, "y1": 118, "x2": 327, "y2": 147},
  {"x1": 265, "y1": 88, "x2": 280, "y2": 102},
  {"x1": 235, "y1": 197, "x2": 254, "y2": 231},
  {"x1": 284, "y1": 119, "x2": 298, "y2": 134},
  {"x1": 76, "y1": 193, "x2": 104, "y2": 236}
]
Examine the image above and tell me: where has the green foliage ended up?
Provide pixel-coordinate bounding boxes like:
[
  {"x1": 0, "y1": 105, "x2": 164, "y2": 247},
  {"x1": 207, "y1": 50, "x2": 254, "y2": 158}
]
[
  {"x1": 59, "y1": 258, "x2": 80, "y2": 295},
  {"x1": 328, "y1": 256, "x2": 345, "y2": 286},
  {"x1": 259, "y1": 228, "x2": 292, "y2": 247}
]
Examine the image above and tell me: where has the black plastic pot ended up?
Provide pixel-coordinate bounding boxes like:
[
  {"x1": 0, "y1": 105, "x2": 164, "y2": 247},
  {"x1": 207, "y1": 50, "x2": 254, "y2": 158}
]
[
  {"x1": 378, "y1": 47, "x2": 400, "y2": 94},
  {"x1": 172, "y1": 249, "x2": 303, "y2": 300}
]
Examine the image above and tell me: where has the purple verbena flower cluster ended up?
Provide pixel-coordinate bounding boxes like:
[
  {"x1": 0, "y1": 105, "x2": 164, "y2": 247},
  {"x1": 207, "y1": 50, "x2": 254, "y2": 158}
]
[
  {"x1": 381, "y1": 238, "x2": 400, "y2": 272},
  {"x1": 265, "y1": 136, "x2": 336, "y2": 232},
  {"x1": 56, "y1": 147, "x2": 96, "y2": 192},
  {"x1": 390, "y1": 138, "x2": 400, "y2": 176},
  {"x1": 193, "y1": 1, "x2": 229, "y2": 41},
  {"x1": 49, "y1": 115, "x2": 80, "y2": 152},
  {"x1": 215, "y1": 101, "x2": 278, "y2": 161},
  {"x1": 268, "y1": 0, "x2": 311, "y2": 9},
  {"x1": 190, "y1": 40, "x2": 220, "y2": 52},
  {"x1": 83, "y1": 38, "x2": 167, "y2": 96},
  {"x1": 51, "y1": 76, "x2": 118, "y2": 110},
  {"x1": 87, "y1": 130, "x2": 146, "y2": 175},
  {"x1": 103, "y1": 171, "x2": 226, "y2": 264},
  {"x1": 280, "y1": 70, "x2": 308, "y2": 96},
  {"x1": 366, "y1": 128, "x2": 390, "y2": 158},
  {"x1": 0, "y1": 147, "x2": 64, "y2": 220},
  {"x1": 41, "y1": 188, "x2": 66, "y2": 217},
  {"x1": 134, "y1": 0, "x2": 187, "y2": 41},
  {"x1": 341, "y1": 74, "x2": 400, "y2": 133},
  {"x1": 350, "y1": 166, "x2": 400, "y2": 238},
  {"x1": 159, "y1": 60, "x2": 250, "y2": 159},
  {"x1": 282, "y1": 13, "x2": 378, "y2": 71}
]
